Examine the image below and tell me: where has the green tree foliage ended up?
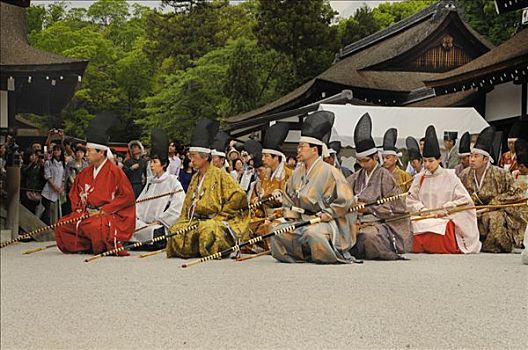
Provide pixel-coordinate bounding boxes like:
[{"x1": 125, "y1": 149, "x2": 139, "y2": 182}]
[
  {"x1": 140, "y1": 49, "x2": 229, "y2": 142},
  {"x1": 161, "y1": 0, "x2": 207, "y2": 13},
  {"x1": 337, "y1": 1, "x2": 435, "y2": 47},
  {"x1": 337, "y1": 5, "x2": 380, "y2": 47},
  {"x1": 145, "y1": 0, "x2": 254, "y2": 72},
  {"x1": 26, "y1": 4, "x2": 45, "y2": 34},
  {"x1": 455, "y1": 0, "x2": 522, "y2": 45},
  {"x1": 86, "y1": 0, "x2": 129, "y2": 26},
  {"x1": 372, "y1": 0, "x2": 436, "y2": 28},
  {"x1": 25, "y1": 0, "x2": 520, "y2": 142},
  {"x1": 254, "y1": 0, "x2": 337, "y2": 90},
  {"x1": 223, "y1": 38, "x2": 260, "y2": 116},
  {"x1": 27, "y1": 0, "x2": 153, "y2": 140}
]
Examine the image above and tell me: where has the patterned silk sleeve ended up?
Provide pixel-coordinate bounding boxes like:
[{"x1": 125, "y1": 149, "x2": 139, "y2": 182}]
[
  {"x1": 323, "y1": 167, "x2": 353, "y2": 218},
  {"x1": 491, "y1": 169, "x2": 525, "y2": 205},
  {"x1": 215, "y1": 170, "x2": 249, "y2": 221}
]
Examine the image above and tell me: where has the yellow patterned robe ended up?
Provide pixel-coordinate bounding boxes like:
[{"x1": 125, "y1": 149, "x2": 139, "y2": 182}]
[
  {"x1": 459, "y1": 165, "x2": 527, "y2": 253},
  {"x1": 391, "y1": 167, "x2": 413, "y2": 193},
  {"x1": 166, "y1": 165, "x2": 250, "y2": 258},
  {"x1": 248, "y1": 166, "x2": 292, "y2": 251}
]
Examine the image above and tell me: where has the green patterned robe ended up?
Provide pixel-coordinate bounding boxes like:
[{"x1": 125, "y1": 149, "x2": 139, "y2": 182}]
[
  {"x1": 166, "y1": 165, "x2": 250, "y2": 258},
  {"x1": 459, "y1": 165, "x2": 527, "y2": 253}
]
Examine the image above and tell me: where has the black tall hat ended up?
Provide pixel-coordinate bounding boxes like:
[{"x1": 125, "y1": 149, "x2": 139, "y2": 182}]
[
  {"x1": 515, "y1": 138, "x2": 528, "y2": 165},
  {"x1": 189, "y1": 119, "x2": 219, "y2": 153},
  {"x1": 458, "y1": 131, "x2": 471, "y2": 156},
  {"x1": 406, "y1": 136, "x2": 422, "y2": 161},
  {"x1": 353, "y1": 113, "x2": 377, "y2": 158},
  {"x1": 422, "y1": 125, "x2": 441, "y2": 158},
  {"x1": 328, "y1": 141, "x2": 342, "y2": 155},
  {"x1": 443, "y1": 131, "x2": 458, "y2": 141},
  {"x1": 515, "y1": 138, "x2": 528, "y2": 154},
  {"x1": 490, "y1": 130, "x2": 503, "y2": 164},
  {"x1": 86, "y1": 111, "x2": 119, "y2": 149},
  {"x1": 262, "y1": 122, "x2": 289, "y2": 157},
  {"x1": 300, "y1": 111, "x2": 334, "y2": 157},
  {"x1": 472, "y1": 126, "x2": 495, "y2": 160},
  {"x1": 301, "y1": 111, "x2": 334, "y2": 143},
  {"x1": 150, "y1": 128, "x2": 169, "y2": 165},
  {"x1": 382, "y1": 128, "x2": 400, "y2": 156},
  {"x1": 244, "y1": 140, "x2": 263, "y2": 168},
  {"x1": 508, "y1": 120, "x2": 528, "y2": 139},
  {"x1": 211, "y1": 131, "x2": 230, "y2": 158}
]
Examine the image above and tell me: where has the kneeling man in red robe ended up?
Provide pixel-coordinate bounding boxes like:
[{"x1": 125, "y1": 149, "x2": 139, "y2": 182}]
[{"x1": 55, "y1": 113, "x2": 135, "y2": 255}]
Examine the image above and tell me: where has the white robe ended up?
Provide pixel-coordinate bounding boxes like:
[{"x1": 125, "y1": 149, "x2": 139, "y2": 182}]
[
  {"x1": 131, "y1": 172, "x2": 185, "y2": 242},
  {"x1": 406, "y1": 167, "x2": 481, "y2": 254}
]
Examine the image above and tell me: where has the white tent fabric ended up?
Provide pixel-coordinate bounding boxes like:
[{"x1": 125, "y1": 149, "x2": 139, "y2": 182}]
[{"x1": 311, "y1": 104, "x2": 490, "y2": 148}]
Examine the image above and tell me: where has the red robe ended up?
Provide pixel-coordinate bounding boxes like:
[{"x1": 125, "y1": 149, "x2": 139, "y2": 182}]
[{"x1": 55, "y1": 159, "x2": 135, "y2": 255}]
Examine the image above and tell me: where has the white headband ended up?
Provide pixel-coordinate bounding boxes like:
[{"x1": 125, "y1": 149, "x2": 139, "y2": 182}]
[
  {"x1": 355, "y1": 147, "x2": 378, "y2": 159},
  {"x1": 381, "y1": 150, "x2": 402, "y2": 157},
  {"x1": 86, "y1": 142, "x2": 113, "y2": 159},
  {"x1": 262, "y1": 148, "x2": 285, "y2": 159},
  {"x1": 211, "y1": 150, "x2": 226, "y2": 157},
  {"x1": 299, "y1": 136, "x2": 330, "y2": 157},
  {"x1": 471, "y1": 148, "x2": 494, "y2": 163},
  {"x1": 86, "y1": 142, "x2": 107, "y2": 151},
  {"x1": 189, "y1": 146, "x2": 211, "y2": 154}
]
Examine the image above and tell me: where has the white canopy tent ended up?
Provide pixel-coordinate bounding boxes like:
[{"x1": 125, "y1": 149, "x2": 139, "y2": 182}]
[{"x1": 316, "y1": 104, "x2": 490, "y2": 148}]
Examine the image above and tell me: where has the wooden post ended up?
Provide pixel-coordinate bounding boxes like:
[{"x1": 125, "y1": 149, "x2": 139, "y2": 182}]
[
  {"x1": 521, "y1": 81, "x2": 527, "y2": 121},
  {"x1": 6, "y1": 166, "x2": 20, "y2": 240}
]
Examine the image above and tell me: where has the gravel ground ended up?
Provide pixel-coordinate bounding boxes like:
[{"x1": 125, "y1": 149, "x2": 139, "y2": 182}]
[{"x1": 1, "y1": 242, "x2": 527, "y2": 350}]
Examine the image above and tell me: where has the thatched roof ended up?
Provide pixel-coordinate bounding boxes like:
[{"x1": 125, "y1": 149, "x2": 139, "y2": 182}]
[
  {"x1": 407, "y1": 89, "x2": 480, "y2": 107},
  {"x1": 425, "y1": 28, "x2": 528, "y2": 92},
  {"x1": 226, "y1": 90, "x2": 362, "y2": 135},
  {"x1": 225, "y1": 0, "x2": 493, "y2": 126},
  {"x1": 336, "y1": 0, "x2": 492, "y2": 60},
  {"x1": 227, "y1": 79, "x2": 317, "y2": 124},
  {"x1": 1, "y1": 0, "x2": 29, "y2": 8},
  {"x1": 0, "y1": 1, "x2": 88, "y2": 115},
  {"x1": 0, "y1": 1, "x2": 88, "y2": 71}
]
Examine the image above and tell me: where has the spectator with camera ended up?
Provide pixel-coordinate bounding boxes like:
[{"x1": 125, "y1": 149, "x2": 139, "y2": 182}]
[
  {"x1": 41, "y1": 144, "x2": 66, "y2": 225},
  {"x1": 62, "y1": 138, "x2": 75, "y2": 163},
  {"x1": 44, "y1": 129, "x2": 64, "y2": 159}
]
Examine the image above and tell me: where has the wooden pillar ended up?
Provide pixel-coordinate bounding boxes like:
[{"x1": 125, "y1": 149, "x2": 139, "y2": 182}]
[
  {"x1": 6, "y1": 165, "x2": 21, "y2": 239},
  {"x1": 521, "y1": 81, "x2": 527, "y2": 121}
]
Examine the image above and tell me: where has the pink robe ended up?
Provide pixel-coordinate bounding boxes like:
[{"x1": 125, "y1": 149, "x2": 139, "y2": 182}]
[
  {"x1": 406, "y1": 167, "x2": 481, "y2": 254},
  {"x1": 55, "y1": 160, "x2": 136, "y2": 254}
]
